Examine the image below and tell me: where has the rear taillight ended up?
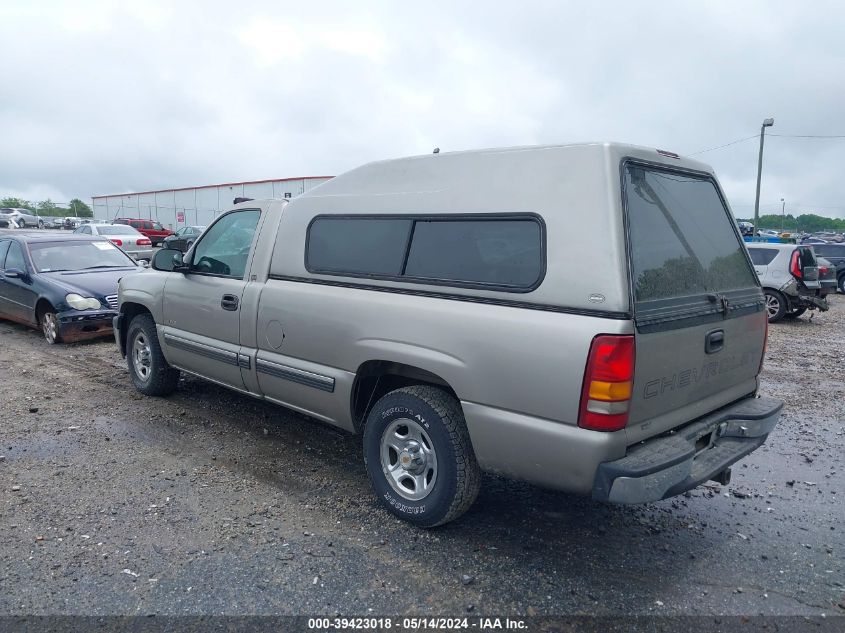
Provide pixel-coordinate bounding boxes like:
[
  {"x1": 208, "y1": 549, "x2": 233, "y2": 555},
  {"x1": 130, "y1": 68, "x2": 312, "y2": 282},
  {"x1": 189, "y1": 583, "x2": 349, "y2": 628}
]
[
  {"x1": 578, "y1": 335, "x2": 635, "y2": 432},
  {"x1": 137, "y1": 238, "x2": 151, "y2": 246},
  {"x1": 819, "y1": 265, "x2": 828, "y2": 275},
  {"x1": 109, "y1": 239, "x2": 123, "y2": 246},
  {"x1": 790, "y1": 250, "x2": 802, "y2": 278}
]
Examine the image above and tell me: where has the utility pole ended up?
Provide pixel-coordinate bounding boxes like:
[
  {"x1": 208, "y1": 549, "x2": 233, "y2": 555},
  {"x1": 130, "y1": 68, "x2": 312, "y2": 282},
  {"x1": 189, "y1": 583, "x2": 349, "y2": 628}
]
[
  {"x1": 781, "y1": 198, "x2": 785, "y2": 233},
  {"x1": 753, "y1": 118, "x2": 775, "y2": 239}
]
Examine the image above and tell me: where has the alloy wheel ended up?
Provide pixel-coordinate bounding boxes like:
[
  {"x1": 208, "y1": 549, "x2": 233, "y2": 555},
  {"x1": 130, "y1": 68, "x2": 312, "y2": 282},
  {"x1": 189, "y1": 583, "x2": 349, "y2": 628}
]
[
  {"x1": 132, "y1": 332, "x2": 153, "y2": 382},
  {"x1": 765, "y1": 293, "x2": 781, "y2": 319},
  {"x1": 379, "y1": 418, "x2": 438, "y2": 501},
  {"x1": 41, "y1": 312, "x2": 59, "y2": 344}
]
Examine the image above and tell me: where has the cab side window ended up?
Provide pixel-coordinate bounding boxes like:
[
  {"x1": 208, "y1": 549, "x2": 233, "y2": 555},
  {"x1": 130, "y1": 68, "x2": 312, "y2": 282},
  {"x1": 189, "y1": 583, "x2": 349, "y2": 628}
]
[
  {"x1": 0, "y1": 241, "x2": 10, "y2": 267},
  {"x1": 189, "y1": 210, "x2": 260, "y2": 278}
]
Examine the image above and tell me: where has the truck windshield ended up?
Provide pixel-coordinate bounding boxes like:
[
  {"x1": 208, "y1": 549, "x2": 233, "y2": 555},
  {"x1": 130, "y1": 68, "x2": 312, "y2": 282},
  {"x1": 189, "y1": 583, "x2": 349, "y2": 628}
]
[
  {"x1": 29, "y1": 241, "x2": 136, "y2": 272},
  {"x1": 624, "y1": 164, "x2": 757, "y2": 306}
]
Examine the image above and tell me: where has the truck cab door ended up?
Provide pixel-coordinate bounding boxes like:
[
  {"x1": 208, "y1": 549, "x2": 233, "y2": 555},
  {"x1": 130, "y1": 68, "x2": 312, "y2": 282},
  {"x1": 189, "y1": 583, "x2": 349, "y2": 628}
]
[{"x1": 161, "y1": 209, "x2": 261, "y2": 389}]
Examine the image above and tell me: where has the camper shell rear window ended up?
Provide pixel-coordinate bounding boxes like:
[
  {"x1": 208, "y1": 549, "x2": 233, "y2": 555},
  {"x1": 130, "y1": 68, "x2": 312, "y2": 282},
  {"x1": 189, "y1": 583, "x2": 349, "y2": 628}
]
[{"x1": 623, "y1": 162, "x2": 758, "y2": 308}]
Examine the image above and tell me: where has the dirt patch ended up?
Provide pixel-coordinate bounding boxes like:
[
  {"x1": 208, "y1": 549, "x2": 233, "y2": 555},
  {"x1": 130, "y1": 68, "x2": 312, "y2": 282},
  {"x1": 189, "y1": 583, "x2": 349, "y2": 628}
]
[{"x1": 0, "y1": 298, "x2": 843, "y2": 616}]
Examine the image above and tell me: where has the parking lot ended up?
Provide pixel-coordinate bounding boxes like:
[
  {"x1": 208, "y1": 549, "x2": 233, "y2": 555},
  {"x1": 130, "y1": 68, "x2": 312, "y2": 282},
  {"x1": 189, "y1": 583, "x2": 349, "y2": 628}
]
[{"x1": 0, "y1": 297, "x2": 842, "y2": 617}]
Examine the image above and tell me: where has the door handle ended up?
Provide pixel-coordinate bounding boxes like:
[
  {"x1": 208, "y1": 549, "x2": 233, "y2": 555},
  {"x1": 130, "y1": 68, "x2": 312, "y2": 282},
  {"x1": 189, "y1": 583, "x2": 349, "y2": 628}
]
[
  {"x1": 705, "y1": 329, "x2": 724, "y2": 354},
  {"x1": 221, "y1": 294, "x2": 239, "y2": 311}
]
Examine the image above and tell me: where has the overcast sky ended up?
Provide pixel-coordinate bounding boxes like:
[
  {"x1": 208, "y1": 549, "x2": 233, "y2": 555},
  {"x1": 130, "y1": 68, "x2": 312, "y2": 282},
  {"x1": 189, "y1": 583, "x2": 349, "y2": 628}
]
[{"x1": 2, "y1": 0, "x2": 844, "y2": 218}]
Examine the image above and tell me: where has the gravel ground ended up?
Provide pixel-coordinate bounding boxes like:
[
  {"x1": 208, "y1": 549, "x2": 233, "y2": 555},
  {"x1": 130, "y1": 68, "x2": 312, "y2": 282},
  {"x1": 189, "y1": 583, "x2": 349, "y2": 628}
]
[{"x1": 0, "y1": 297, "x2": 843, "y2": 617}]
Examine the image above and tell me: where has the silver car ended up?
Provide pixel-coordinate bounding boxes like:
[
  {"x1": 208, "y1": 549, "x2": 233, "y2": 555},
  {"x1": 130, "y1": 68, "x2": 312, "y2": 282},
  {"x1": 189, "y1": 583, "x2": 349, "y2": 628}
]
[
  {"x1": 746, "y1": 243, "x2": 828, "y2": 321},
  {"x1": 74, "y1": 224, "x2": 154, "y2": 261},
  {"x1": 0, "y1": 208, "x2": 44, "y2": 229}
]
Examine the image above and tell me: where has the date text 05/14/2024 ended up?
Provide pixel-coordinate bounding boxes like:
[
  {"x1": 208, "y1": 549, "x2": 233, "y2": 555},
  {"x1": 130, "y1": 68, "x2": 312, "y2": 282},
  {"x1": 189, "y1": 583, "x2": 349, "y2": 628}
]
[{"x1": 307, "y1": 617, "x2": 528, "y2": 630}]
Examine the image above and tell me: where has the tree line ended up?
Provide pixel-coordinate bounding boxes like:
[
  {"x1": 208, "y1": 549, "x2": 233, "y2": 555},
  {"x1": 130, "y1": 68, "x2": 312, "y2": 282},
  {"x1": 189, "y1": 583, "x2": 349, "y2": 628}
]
[
  {"x1": 1, "y1": 197, "x2": 93, "y2": 218},
  {"x1": 736, "y1": 213, "x2": 845, "y2": 233}
]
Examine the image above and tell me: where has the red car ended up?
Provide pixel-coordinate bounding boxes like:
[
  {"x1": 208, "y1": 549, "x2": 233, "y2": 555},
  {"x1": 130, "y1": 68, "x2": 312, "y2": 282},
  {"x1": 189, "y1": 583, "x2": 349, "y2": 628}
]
[{"x1": 112, "y1": 218, "x2": 173, "y2": 246}]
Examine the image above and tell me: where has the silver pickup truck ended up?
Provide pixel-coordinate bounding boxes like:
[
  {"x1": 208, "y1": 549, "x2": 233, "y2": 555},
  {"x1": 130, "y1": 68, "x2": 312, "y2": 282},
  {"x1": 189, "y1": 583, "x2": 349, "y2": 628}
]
[{"x1": 114, "y1": 143, "x2": 782, "y2": 527}]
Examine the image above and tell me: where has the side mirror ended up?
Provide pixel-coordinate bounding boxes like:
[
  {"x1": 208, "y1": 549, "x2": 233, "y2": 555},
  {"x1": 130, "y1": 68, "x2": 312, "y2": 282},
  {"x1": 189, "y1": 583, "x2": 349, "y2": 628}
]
[
  {"x1": 151, "y1": 248, "x2": 186, "y2": 272},
  {"x1": 3, "y1": 268, "x2": 28, "y2": 281},
  {"x1": 137, "y1": 259, "x2": 150, "y2": 268}
]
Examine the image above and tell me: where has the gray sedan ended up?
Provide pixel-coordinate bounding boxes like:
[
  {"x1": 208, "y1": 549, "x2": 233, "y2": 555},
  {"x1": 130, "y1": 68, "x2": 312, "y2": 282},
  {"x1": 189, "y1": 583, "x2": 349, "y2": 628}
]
[
  {"x1": 74, "y1": 224, "x2": 154, "y2": 261},
  {"x1": 0, "y1": 208, "x2": 44, "y2": 229}
]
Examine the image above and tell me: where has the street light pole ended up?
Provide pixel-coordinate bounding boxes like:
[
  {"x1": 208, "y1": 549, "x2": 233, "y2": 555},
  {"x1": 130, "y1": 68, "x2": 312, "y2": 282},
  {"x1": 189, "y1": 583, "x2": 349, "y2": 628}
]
[
  {"x1": 780, "y1": 198, "x2": 785, "y2": 233},
  {"x1": 753, "y1": 117, "x2": 775, "y2": 240}
]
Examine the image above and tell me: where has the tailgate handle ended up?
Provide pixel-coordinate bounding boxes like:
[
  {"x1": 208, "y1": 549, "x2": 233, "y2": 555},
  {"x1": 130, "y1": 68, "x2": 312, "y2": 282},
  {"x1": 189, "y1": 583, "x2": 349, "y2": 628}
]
[{"x1": 705, "y1": 329, "x2": 724, "y2": 354}]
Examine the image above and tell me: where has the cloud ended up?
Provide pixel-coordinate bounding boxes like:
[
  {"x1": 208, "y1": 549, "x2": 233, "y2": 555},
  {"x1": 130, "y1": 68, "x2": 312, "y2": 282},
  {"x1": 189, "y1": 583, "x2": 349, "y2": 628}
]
[{"x1": 1, "y1": 0, "x2": 843, "y2": 219}]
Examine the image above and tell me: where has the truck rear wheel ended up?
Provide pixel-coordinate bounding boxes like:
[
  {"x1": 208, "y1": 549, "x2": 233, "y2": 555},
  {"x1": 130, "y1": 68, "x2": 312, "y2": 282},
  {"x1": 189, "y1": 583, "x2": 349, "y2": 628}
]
[
  {"x1": 126, "y1": 314, "x2": 180, "y2": 396},
  {"x1": 363, "y1": 385, "x2": 481, "y2": 527}
]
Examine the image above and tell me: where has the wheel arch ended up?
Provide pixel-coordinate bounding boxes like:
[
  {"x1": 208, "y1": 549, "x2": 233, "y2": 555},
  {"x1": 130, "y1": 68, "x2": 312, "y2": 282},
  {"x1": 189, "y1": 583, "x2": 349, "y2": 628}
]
[
  {"x1": 350, "y1": 360, "x2": 459, "y2": 434},
  {"x1": 118, "y1": 302, "x2": 153, "y2": 357},
  {"x1": 763, "y1": 287, "x2": 790, "y2": 321},
  {"x1": 34, "y1": 297, "x2": 56, "y2": 326}
]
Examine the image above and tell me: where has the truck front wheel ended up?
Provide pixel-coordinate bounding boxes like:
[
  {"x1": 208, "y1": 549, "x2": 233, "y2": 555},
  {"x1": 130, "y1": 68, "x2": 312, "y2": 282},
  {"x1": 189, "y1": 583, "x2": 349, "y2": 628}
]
[
  {"x1": 363, "y1": 385, "x2": 481, "y2": 527},
  {"x1": 126, "y1": 314, "x2": 180, "y2": 396}
]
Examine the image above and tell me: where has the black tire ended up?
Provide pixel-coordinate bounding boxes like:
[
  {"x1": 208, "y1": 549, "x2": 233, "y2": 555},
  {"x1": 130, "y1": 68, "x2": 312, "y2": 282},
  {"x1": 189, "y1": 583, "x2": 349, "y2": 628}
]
[
  {"x1": 764, "y1": 290, "x2": 787, "y2": 323},
  {"x1": 783, "y1": 307, "x2": 807, "y2": 319},
  {"x1": 363, "y1": 385, "x2": 481, "y2": 528},
  {"x1": 37, "y1": 220, "x2": 44, "y2": 229},
  {"x1": 126, "y1": 313, "x2": 180, "y2": 396},
  {"x1": 17, "y1": 219, "x2": 26, "y2": 229},
  {"x1": 838, "y1": 275, "x2": 845, "y2": 294}
]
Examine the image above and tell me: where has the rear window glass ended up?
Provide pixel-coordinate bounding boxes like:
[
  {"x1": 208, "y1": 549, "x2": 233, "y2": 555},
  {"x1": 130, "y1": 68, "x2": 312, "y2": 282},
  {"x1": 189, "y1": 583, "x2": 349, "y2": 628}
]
[
  {"x1": 624, "y1": 164, "x2": 757, "y2": 304},
  {"x1": 798, "y1": 247, "x2": 817, "y2": 267},
  {"x1": 747, "y1": 248, "x2": 778, "y2": 266},
  {"x1": 306, "y1": 216, "x2": 544, "y2": 290},
  {"x1": 812, "y1": 244, "x2": 844, "y2": 257},
  {"x1": 96, "y1": 225, "x2": 140, "y2": 236}
]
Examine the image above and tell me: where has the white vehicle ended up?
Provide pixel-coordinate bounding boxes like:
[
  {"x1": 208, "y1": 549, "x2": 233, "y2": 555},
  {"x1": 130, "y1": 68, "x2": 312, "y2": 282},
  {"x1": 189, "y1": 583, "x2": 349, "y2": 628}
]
[
  {"x1": 746, "y1": 243, "x2": 827, "y2": 321},
  {"x1": 0, "y1": 208, "x2": 44, "y2": 229},
  {"x1": 73, "y1": 224, "x2": 154, "y2": 261}
]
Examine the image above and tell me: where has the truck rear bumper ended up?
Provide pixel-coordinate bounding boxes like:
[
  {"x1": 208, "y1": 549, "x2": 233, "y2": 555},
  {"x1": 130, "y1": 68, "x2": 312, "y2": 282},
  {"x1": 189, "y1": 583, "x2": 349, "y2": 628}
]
[
  {"x1": 592, "y1": 396, "x2": 782, "y2": 504},
  {"x1": 461, "y1": 402, "x2": 628, "y2": 495}
]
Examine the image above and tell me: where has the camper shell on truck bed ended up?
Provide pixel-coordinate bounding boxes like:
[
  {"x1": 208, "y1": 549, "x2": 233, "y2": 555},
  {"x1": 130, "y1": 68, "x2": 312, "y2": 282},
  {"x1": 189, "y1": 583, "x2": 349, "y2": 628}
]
[{"x1": 114, "y1": 142, "x2": 782, "y2": 527}]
